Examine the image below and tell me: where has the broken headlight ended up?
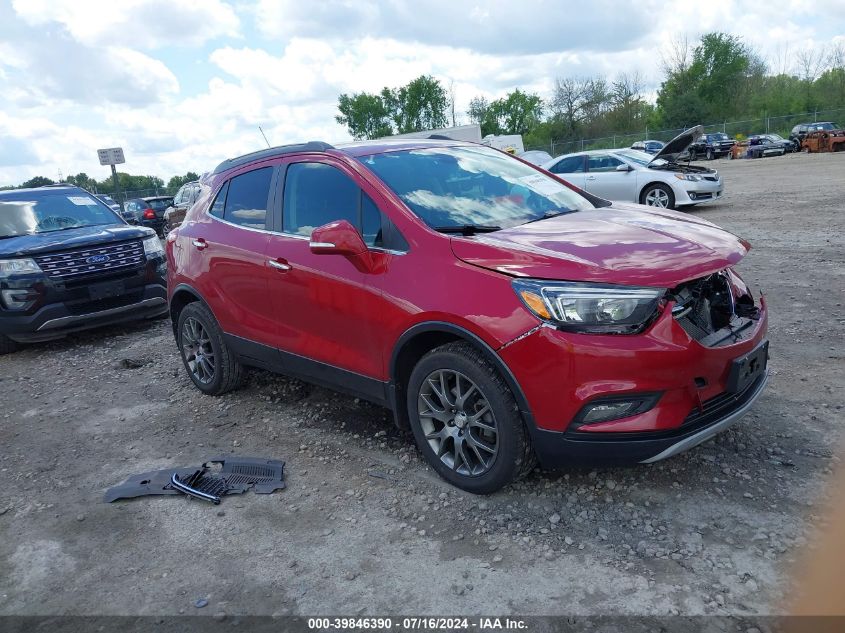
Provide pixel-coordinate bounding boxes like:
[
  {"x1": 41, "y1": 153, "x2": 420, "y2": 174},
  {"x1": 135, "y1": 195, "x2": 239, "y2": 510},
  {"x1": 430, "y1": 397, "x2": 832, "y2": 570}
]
[{"x1": 513, "y1": 280, "x2": 664, "y2": 334}]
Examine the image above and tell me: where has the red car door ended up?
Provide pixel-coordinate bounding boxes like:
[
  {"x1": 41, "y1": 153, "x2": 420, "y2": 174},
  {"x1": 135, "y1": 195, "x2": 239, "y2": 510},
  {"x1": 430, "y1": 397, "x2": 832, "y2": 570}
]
[
  {"x1": 264, "y1": 157, "x2": 387, "y2": 384},
  {"x1": 179, "y1": 164, "x2": 279, "y2": 349}
]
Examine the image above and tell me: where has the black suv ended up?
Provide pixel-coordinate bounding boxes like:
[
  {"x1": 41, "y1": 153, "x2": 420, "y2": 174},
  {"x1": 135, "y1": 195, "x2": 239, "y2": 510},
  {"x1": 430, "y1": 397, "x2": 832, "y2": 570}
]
[
  {"x1": 688, "y1": 133, "x2": 736, "y2": 160},
  {"x1": 0, "y1": 185, "x2": 167, "y2": 354},
  {"x1": 789, "y1": 122, "x2": 839, "y2": 147}
]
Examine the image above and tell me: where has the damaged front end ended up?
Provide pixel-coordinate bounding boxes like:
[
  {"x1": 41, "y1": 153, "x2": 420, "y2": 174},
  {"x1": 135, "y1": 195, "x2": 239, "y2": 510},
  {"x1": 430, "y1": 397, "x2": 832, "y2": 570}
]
[{"x1": 670, "y1": 269, "x2": 762, "y2": 347}]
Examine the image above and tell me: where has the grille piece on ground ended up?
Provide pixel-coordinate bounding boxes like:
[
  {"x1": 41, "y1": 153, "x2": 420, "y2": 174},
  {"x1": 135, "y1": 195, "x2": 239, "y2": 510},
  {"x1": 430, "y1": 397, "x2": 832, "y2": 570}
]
[{"x1": 103, "y1": 456, "x2": 286, "y2": 503}]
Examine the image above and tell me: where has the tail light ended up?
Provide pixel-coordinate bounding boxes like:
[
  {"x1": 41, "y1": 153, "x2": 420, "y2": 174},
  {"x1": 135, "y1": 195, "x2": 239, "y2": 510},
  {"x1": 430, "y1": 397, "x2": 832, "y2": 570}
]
[{"x1": 143, "y1": 208, "x2": 156, "y2": 219}]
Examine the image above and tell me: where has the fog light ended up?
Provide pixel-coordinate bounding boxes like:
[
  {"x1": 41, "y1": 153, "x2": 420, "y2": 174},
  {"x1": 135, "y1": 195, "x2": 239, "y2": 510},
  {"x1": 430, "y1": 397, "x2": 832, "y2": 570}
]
[
  {"x1": 1, "y1": 288, "x2": 37, "y2": 310},
  {"x1": 571, "y1": 393, "x2": 662, "y2": 430}
]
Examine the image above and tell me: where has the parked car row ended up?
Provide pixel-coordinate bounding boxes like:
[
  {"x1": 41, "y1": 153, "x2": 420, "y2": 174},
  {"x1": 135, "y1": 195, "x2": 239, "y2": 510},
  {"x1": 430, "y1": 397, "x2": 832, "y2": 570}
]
[{"x1": 1, "y1": 139, "x2": 770, "y2": 494}]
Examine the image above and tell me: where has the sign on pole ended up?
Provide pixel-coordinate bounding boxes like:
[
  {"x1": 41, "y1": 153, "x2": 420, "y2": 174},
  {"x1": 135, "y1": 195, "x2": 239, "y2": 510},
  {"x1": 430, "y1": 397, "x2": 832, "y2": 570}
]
[
  {"x1": 97, "y1": 147, "x2": 125, "y2": 166},
  {"x1": 96, "y1": 147, "x2": 126, "y2": 213}
]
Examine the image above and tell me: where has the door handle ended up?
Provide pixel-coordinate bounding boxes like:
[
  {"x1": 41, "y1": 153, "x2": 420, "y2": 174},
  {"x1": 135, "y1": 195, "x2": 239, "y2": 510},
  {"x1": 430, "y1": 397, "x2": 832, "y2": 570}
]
[
  {"x1": 268, "y1": 259, "x2": 291, "y2": 271},
  {"x1": 586, "y1": 176, "x2": 596, "y2": 181},
  {"x1": 192, "y1": 238, "x2": 208, "y2": 250}
]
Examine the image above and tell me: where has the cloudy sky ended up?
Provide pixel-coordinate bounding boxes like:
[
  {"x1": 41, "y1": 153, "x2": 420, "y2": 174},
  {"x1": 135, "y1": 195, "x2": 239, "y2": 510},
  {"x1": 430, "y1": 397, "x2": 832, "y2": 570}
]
[{"x1": 1, "y1": 0, "x2": 843, "y2": 186}]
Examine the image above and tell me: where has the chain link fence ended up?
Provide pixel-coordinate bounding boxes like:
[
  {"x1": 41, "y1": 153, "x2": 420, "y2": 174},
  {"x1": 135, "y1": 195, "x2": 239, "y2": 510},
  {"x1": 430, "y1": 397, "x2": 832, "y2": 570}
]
[{"x1": 531, "y1": 107, "x2": 845, "y2": 156}]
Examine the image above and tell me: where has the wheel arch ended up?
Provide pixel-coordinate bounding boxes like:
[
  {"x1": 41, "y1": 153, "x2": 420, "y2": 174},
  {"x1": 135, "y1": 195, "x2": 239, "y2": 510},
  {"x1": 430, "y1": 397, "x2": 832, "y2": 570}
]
[
  {"x1": 638, "y1": 180, "x2": 676, "y2": 205},
  {"x1": 388, "y1": 321, "x2": 535, "y2": 432},
  {"x1": 169, "y1": 283, "x2": 208, "y2": 337}
]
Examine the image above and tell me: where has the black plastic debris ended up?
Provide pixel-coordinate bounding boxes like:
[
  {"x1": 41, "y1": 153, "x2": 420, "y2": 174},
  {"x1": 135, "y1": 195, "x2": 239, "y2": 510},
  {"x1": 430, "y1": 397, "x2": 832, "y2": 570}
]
[{"x1": 104, "y1": 456, "x2": 286, "y2": 504}]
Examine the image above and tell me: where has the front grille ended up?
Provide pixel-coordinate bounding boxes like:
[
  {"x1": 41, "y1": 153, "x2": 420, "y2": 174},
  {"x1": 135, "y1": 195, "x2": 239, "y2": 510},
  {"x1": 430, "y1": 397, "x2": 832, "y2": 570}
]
[
  {"x1": 703, "y1": 175, "x2": 718, "y2": 181},
  {"x1": 34, "y1": 240, "x2": 145, "y2": 280}
]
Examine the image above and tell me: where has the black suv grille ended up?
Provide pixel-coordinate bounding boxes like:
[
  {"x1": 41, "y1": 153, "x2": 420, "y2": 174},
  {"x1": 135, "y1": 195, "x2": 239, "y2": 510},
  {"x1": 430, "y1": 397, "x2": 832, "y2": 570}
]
[{"x1": 34, "y1": 240, "x2": 145, "y2": 280}]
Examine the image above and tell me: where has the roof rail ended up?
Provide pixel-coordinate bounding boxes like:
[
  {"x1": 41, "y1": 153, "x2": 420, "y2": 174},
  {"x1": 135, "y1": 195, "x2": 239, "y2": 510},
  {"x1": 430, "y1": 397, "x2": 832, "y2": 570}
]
[{"x1": 212, "y1": 141, "x2": 335, "y2": 175}]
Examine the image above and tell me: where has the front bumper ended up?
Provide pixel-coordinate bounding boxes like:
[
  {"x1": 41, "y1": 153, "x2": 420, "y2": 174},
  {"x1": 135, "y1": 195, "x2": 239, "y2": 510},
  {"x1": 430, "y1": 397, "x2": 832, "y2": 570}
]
[
  {"x1": 498, "y1": 297, "x2": 768, "y2": 467},
  {"x1": 676, "y1": 180, "x2": 723, "y2": 206}
]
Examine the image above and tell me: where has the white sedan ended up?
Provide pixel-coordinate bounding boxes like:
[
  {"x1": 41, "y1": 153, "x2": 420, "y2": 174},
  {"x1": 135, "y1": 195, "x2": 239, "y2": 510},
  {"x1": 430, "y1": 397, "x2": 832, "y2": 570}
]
[{"x1": 541, "y1": 126, "x2": 723, "y2": 210}]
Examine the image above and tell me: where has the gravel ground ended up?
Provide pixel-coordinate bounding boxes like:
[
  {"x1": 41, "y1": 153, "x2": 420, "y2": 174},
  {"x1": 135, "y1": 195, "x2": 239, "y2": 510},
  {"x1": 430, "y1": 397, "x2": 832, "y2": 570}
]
[{"x1": 1, "y1": 152, "x2": 843, "y2": 618}]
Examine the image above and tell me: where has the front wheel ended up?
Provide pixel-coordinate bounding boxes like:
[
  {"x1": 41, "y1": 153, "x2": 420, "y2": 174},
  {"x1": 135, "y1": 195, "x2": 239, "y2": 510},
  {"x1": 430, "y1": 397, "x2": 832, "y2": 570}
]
[
  {"x1": 407, "y1": 342, "x2": 535, "y2": 494},
  {"x1": 706, "y1": 148, "x2": 715, "y2": 160},
  {"x1": 641, "y1": 183, "x2": 676, "y2": 210},
  {"x1": 176, "y1": 302, "x2": 243, "y2": 395}
]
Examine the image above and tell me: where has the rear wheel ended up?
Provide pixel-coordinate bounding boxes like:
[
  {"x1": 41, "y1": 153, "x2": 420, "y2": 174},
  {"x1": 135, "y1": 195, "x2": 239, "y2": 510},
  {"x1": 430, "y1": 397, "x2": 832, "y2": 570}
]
[
  {"x1": 641, "y1": 184, "x2": 675, "y2": 210},
  {"x1": 177, "y1": 302, "x2": 243, "y2": 395},
  {"x1": 0, "y1": 333, "x2": 19, "y2": 355},
  {"x1": 406, "y1": 342, "x2": 536, "y2": 494}
]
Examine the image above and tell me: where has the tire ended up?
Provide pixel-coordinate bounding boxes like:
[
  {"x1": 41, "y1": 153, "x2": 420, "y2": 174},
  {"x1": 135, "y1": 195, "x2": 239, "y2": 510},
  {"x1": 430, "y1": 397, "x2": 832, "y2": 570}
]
[
  {"x1": 176, "y1": 302, "x2": 243, "y2": 395},
  {"x1": 706, "y1": 148, "x2": 714, "y2": 160},
  {"x1": 406, "y1": 342, "x2": 536, "y2": 494},
  {"x1": 641, "y1": 183, "x2": 675, "y2": 210},
  {"x1": 689, "y1": 150, "x2": 697, "y2": 161},
  {"x1": 0, "y1": 333, "x2": 19, "y2": 355}
]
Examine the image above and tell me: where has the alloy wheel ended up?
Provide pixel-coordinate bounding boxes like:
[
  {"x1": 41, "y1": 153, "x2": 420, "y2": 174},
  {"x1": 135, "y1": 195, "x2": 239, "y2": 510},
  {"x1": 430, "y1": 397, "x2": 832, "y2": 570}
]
[
  {"x1": 644, "y1": 188, "x2": 670, "y2": 208},
  {"x1": 181, "y1": 316, "x2": 215, "y2": 384},
  {"x1": 417, "y1": 369, "x2": 499, "y2": 477}
]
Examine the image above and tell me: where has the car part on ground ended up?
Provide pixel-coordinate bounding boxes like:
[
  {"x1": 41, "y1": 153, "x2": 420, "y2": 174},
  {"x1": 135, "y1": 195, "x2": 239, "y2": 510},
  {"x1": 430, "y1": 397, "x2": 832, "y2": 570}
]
[
  {"x1": 167, "y1": 138, "x2": 766, "y2": 493},
  {"x1": 103, "y1": 456, "x2": 286, "y2": 503},
  {"x1": 801, "y1": 129, "x2": 845, "y2": 153},
  {"x1": 0, "y1": 185, "x2": 168, "y2": 353}
]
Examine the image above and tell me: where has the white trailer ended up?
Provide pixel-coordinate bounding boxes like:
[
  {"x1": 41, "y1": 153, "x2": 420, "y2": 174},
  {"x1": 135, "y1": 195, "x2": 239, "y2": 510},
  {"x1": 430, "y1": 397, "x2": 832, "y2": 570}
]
[{"x1": 388, "y1": 124, "x2": 482, "y2": 143}]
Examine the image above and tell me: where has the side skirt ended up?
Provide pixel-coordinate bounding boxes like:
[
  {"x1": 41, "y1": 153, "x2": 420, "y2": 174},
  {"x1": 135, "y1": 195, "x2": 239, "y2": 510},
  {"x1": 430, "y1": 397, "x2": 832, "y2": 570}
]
[{"x1": 223, "y1": 333, "x2": 390, "y2": 408}]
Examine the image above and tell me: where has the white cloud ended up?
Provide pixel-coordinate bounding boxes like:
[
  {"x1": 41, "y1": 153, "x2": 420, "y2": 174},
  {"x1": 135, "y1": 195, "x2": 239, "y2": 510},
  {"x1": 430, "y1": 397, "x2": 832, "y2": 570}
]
[
  {"x1": 1, "y1": 0, "x2": 844, "y2": 187},
  {"x1": 11, "y1": 0, "x2": 240, "y2": 49}
]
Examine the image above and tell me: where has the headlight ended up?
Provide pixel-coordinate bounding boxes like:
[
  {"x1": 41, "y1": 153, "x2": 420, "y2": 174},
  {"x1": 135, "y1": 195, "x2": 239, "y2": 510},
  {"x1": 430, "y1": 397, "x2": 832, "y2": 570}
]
[
  {"x1": 0, "y1": 258, "x2": 41, "y2": 278},
  {"x1": 513, "y1": 280, "x2": 664, "y2": 334},
  {"x1": 675, "y1": 173, "x2": 702, "y2": 181},
  {"x1": 143, "y1": 236, "x2": 164, "y2": 257}
]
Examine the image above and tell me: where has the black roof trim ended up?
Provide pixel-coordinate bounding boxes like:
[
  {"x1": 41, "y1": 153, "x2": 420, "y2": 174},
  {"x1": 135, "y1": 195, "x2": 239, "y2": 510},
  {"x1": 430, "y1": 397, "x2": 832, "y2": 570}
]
[{"x1": 212, "y1": 141, "x2": 335, "y2": 175}]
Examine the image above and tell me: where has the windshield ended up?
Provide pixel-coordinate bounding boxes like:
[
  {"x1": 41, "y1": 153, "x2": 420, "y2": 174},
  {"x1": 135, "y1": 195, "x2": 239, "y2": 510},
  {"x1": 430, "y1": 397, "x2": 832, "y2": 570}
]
[
  {"x1": 0, "y1": 191, "x2": 120, "y2": 238},
  {"x1": 816, "y1": 122, "x2": 836, "y2": 130},
  {"x1": 766, "y1": 134, "x2": 783, "y2": 141},
  {"x1": 616, "y1": 149, "x2": 666, "y2": 167},
  {"x1": 707, "y1": 133, "x2": 729, "y2": 141},
  {"x1": 359, "y1": 145, "x2": 595, "y2": 230}
]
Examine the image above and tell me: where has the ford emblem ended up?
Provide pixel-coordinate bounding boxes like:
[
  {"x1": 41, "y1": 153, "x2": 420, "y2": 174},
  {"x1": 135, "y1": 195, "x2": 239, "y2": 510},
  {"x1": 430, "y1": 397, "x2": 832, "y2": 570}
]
[{"x1": 86, "y1": 254, "x2": 110, "y2": 264}]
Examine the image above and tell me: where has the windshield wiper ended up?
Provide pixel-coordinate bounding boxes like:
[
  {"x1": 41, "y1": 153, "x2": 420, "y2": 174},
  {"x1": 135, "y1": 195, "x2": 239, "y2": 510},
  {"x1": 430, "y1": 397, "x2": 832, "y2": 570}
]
[
  {"x1": 522, "y1": 210, "x2": 573, "y2": 225},
  {"x1": 433, "y1": 224, "x2": 501, "y2": 235}
]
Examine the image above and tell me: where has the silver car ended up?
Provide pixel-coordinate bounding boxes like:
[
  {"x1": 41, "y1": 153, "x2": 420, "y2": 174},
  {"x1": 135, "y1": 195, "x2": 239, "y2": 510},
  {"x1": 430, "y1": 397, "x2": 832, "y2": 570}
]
[{"x1": 542, "y1": 126, "x2": 723, "y2": 210}]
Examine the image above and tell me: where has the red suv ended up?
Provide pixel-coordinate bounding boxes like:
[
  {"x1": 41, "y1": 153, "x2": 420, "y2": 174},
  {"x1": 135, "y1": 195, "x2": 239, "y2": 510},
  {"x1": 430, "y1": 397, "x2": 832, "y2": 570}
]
[{"x1": 166, "y1": 140, "x2": 768, "y2": 494}]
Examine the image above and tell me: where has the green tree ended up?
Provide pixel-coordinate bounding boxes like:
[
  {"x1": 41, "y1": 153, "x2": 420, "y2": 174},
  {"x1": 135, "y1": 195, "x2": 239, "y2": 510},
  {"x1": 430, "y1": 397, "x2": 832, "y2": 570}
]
[
  {"x1": 167, "y1": 172, "x2": 200, "y2": 191},
  {"x1": 383, "y1": 75, "x2": 449, "y2": 134},
  {"x1": 335, "y1": 75, "x2": 449, "y2": 139},
  {"x1": 20, "y1": 176, "x2": 55, "y2": 188},
  {"x1": 336, "y1": 92, "x2": 392, "y2": 139},
  {"x1": 485, "y1": 89, "x2": 544, "y2": 136}
]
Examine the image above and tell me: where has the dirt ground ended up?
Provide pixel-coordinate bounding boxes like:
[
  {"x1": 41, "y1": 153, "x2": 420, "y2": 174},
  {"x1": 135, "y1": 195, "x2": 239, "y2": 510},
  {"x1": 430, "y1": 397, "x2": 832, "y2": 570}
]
[{"x1": 1, "y1": 152, "x2": 843, "y2": 618}]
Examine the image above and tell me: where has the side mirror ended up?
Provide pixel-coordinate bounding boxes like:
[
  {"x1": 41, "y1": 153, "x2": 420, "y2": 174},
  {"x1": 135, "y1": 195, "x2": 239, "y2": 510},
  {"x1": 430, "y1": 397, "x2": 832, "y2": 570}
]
[
  {"x1": 615, "y1": 163, "x2": 632, "y2": 172},
  {"x1": 309, "y1": 219, "x2": 367, "y2": 257}
]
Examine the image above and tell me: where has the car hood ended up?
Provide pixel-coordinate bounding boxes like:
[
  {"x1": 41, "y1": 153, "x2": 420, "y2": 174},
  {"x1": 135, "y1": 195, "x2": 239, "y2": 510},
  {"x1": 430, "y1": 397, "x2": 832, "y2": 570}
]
[
  {"x1": 652, "y1": 125, "x2": 703, "y2": 164},
  {"x1": 0, "y1": 224, "x2": 155, "y2": 257},
  {"x1": 450, "y1": 202, "x2": 748, "y2": 288}
]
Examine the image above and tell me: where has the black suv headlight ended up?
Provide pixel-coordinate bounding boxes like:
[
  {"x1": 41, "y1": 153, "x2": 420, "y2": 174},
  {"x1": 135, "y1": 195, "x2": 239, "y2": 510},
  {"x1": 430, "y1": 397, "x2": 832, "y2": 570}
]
[{"x1": 513, "y1": 279, "x2": 664, "y2": 334}]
